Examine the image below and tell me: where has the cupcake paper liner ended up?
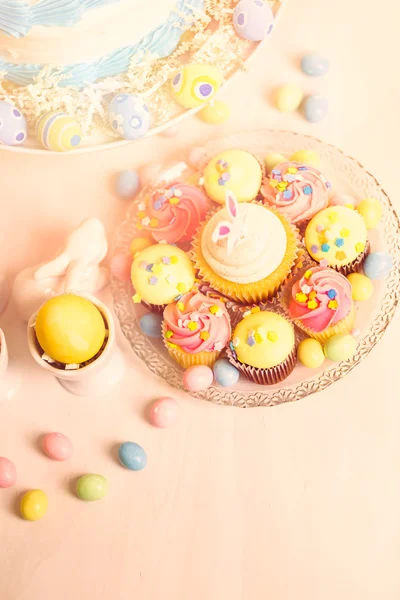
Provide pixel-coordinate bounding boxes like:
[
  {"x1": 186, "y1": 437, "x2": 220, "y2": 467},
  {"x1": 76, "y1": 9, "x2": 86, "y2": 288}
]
[
  {"x1": 293, "y1": 306, "x2": 356, "y2": 344},
  {"x1": 226, "y1": 345, "x2": 297, "y2": 386},
  {"x1": 141, "y1": 301, "x2": 167, "y2": 315},
  {"x1": 162, "y1": 322, "x2": 221, "y2": 368},
  {"x1": 333, "y1": 240, "x2": 370, "y2": 276}
]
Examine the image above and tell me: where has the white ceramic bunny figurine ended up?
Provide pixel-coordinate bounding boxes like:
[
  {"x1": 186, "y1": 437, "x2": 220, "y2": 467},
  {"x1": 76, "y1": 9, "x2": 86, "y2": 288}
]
[
  {"x1": 211, "y1": 191, "x2": 247, "y2": 255},
  {"x1": 12, "y1": 218, "x2": 109, "y2": 322}
]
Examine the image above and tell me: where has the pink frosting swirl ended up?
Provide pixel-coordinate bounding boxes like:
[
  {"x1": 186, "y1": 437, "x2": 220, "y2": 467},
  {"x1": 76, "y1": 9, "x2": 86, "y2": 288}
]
[
  {"x1": 163, "y1": 291, "x2": 231, "y2": 353},
  {"x1": 261, "y1": 162, "x2": 331, "y2": 224},
  {"x1": 137, "y1": 182, "x2": 209, "y2": 244},
  {"x1": 289, "y1": 267, "x2": 352, "y2": 332}
]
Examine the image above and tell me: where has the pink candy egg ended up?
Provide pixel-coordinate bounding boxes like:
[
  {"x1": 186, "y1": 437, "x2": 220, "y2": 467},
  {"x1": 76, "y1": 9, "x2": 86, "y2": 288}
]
[
  {"x1": 0, "y1": 457, "x2": 17, "y2": 488},
  {"x1": 329, "y1": 193, "x2": 356, "y2": 208},
  {"x1": 149, "y1": 397, "x2": 179, "y2": 428},
  {"x1": 183, "y1": 365, "x2": 214, "y2": 392},
  {"x1": 42, "y1": 432, "x2": 73, "y2": 461},
  {"x1": 110, "y1": 252, "x2": 132, "y2": 282}
]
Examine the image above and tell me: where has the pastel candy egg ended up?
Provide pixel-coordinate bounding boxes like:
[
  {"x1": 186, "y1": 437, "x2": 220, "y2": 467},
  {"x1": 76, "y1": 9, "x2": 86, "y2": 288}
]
[
  {"x1": 297, "y1": 338, "x2": 325, "y2": 368},
  {"x1": 0, "y1": 101, "x2": 27, "y2": 146},
  {"x1": 0, "y1": 457, "x2": 17, "y2": 488},
  {"x1": 20, "y1": 489, "x2": 48, "y2": 521},
  {"x1": 363, "y1": 251, "x2": 393, "y2": 280},
  {"x1": 303, "y1": 95, "x2": 329, "y2": 123},
  {"x1": 149, "y1": 397, "x2": 179, "y2": 428},
  {"x1": 213, "y1": 358, "x2": 240, "y2": 387},
  {"x1": 171, "y1": 64, "x2": 222, "y2": 109},
  {"x1": 130, "y1": 237, "x2": 152, "y2": 256},
  {"x1": 139, "y1": 313, "x2": 163, "y2": 338},
  {"x1": 275, "y1": 84, "x2": 304, "y2": 112},
  {"x1": 42, "y1": 432, "x2": 73, "y2": 461},
  {"x1": 183, "y1": 365, "x2": 213, "y2": 392},
  {"x1": 357, "y1": 197, "x2": 382, "y2": 229},
  {"x1": 301, "y1": 54, "x2": 330, "y2": 77},
  {"x1": 264, "y1": 152, "x2": 286, "y2": 173},
  {"x1": 329, "y1": 193, "x2": 356, "y2": 209},
  {"x1": 324, "y1": 334, "x2": 357, "y2": 362},
  {"x1": 290, "y1": 150, "x2": 321, "y2": 168},
  {"x1": 233, "y1": 0, "x2": 274, "y2": 41},
  {"x1": 118, "y1": 442, "x2": 147, "y2": 471},
  {"x1": 36, "y1": 111, "x2": 82, "y2": 152},
  {"x1": 116, "y1": 170, "x2": 140, "y2": 198},
  {"x1": 347, "y1": 273, "x2": 374, "y2": 301},
  {"x1": 110, "y1": 252, "x2": 132, "y2": 281},
  {"x1": 199, "y1": 100, "x2": 230, "y2": 124},
  {"x1": 76, "y1": 474, "x2": 108, "y2": 501},
  {"x1": 109, "y1": 94, "x2": 150, "y2": 141}
]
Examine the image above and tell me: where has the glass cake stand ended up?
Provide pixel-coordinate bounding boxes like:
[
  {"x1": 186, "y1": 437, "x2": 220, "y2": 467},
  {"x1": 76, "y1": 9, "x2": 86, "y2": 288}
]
[{"x1": 111, "y1": 130, "x2": 400, "y2": 407}]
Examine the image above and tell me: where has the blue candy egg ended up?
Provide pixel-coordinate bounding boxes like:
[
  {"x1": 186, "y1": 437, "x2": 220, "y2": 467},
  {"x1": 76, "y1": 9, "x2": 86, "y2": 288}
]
[
  {"x1": 301, "y1": 54, "x2": 330, "y2": 77},
  {"x1": 109, "y1": 94, "x2": 150, "y2": 141},
  {"x1": 118, "y1": 442, "x2": 147, "y2": 471},
  {"x1": 139, "y1": 313, "x2": 163, "y2": 338},
  {"x1": 116, "y1": 169, "x2": 140, "y2": 198},
  {"x1": 303, "y1": 94, "x2": 329, "y2": 123},
  {"x1": 233, "y1": 0, "x2": 274, "y2": 42},
  {"x1": 0, "y1": 101, "x2": 27, "y2": 146},
  {"x1": 213, "y1": 358, "x2": 240, "y2": 387},
  {"x1": 363, "y1": 251, "x2": 393, "y2": 280}
]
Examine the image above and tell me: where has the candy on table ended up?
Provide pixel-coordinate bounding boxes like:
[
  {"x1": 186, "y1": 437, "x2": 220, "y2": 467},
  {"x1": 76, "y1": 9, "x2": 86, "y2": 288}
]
[
  {"x1": 233, "y1": 0, "x2": 274, "y2": 41},
  {"x1": 130, "y1": 237, "x2": 152, "y2": 257},
  {"x1": 116, "y1": 170, "x2": 141, "y2": 198},
  {"x1": 20, "y1": 490, "x2": 48, "y2": 521},
  {"x1": 0, "y1": 275, "x2": 9, "y2": 316},
  {"x1": 149, "y1": 397, "x2": 179, "y2": 428},
  {"x1": 42, "y1": 432, "x2": 73, "y2": 461},
  {"x1": 301, "y1": 54, "x2": 330, "y2": 77},
  {"x1": 363, "y1": 251, "x2": 393, "y2": 280},
  {"x1": 329, "y1": 193, "x2": 357, "y2": 209},
  {"x1": 110, "y1": 252, "x2": 132, "y2": 282},
  {"x1": 303, "y1": 95, "x2": 329, "y2": 123},
  {"x1": 36, "y1": 111, "x2": 82, "y2": 152},
  {"x1": 347, "y1": 273, "x2": 374, "y2": 302},
  {"x1": 139, "y1": 313, "x2": 163, "y2": 338},
  {"x1": 108, "y1": 93, "x2": 150, "y2": 141},
  {"x1": 275, "y1": 84, "x2": 304, "y2": 112},
  {"x1": 357, "y1": 197, "x2": 382, "y2": 229},
  {"x1": 183, "y1": 365, "x2": 214, "y2": 392},
  {"x1": 297, "y1": 338, "x2": 325, "y2": 368},
  {"x1": 199, "y1": 100, "x2": 230, "y2": 124},
  {"x1": 118, "y1": 442, "x2": 147, "y2": 471},
  {"x1": 213, "y1": 358, "x2": 240, "y2": 387},
  {"x1": 0, "y1": 101, "x2": 27, "y2": 146},
  {"x1": 170, "y1": 63, "x2": 222, "y2": 109},
  {"x1": 290, "y1": 150, "x2": 321, "y2": 168},
  {"x1": 324, "y1": 333, "x2": 357, "y2": 362},
  {"x1": 264, "y1": 152, "x2": 286, "y2": 173},
  {"x1": 76, "y1": 474, "x2": 108, "y2": 501},
  {"x1": 0, "y1": 457, "x2": 17, "y2": 488}
]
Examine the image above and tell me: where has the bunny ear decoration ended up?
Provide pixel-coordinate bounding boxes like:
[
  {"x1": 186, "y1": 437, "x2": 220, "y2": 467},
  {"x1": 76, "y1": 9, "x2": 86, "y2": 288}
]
[
  {"x1": 225, "y1": 190, "x2": 239, "y2": 220},
  {"x1": 212, "y1": 221, "x2": 233, "y2": 244}
]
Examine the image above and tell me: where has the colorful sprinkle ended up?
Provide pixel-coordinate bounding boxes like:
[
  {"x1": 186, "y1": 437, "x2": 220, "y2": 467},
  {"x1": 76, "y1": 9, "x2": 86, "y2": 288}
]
[
  {"x1": 169, "y1": 196, "x2": 180, "y2": 205},
  {"x1": 304, "y1": 269, "x2": 312, "y2": 279},
  {"x1": 162, "y1": 256, "x2": 171, "y2": 265},
  {"x1": 213, "y1": 342, "x2": 224, "y2": 352},
  {"x1": 303, "y1": 185, "x2": 312, "y2": 195},
  {"x1": 151, "y1": 263, "x2": 163, "y2": 274},
  {"x1": 173, "y1": 293, "x2": 183, "y2": 301},
  {"x1": 320, "y1": 259, "x2": 329, "y2": 267},
  {"x1": 301, "y1": 284, "x2": 311, "y2": 294},
  {"x1": 139, "y1": 261, "x2": 148, "y2": 269},
  {"x1": 146, "y1": 263, "x2": 154, "y2": 272},
  {"x1": 336, "y1": 251, "x2": 346, "y2": 260},
  {"x1": 316, "y1": 224, "x2": 325, "y2": 233},
  {"x1": 149, "y1": 276, "x2": 158, "y2": 285},
  {"x1": 153, "y1": 200, "x2": 163, "y2": 211},
  {"x1": 287, "y1": 167, "x2": 298, "y2": 174},
  {"x1": 335, "y1": 237, "x2": 345, "y2": 247},
  {"x1": 177, "y1": 301, "x2": 185, "y2": 311},
  {"x1": 296, "y1": 292, "x2": 308, "y2": 303},
  {"x1": 251, "y1": 306, "x2": 261, "y2": 314},
  {"x1": 187, "y1": 321, "x2": 198, "y2": 331},
  {"x1": 324, "y1": 230, "x2": 333, "y2": 241},
  {"x1": 307, "y1": 300, "x2": 318, "y2": 310},
  {"x1": 170, "y1": 256, "x2": 179, "y2": 264},
  {"x1": 328, "y1": 300, "x2": 338, "y2": 310},
  {"x1": 232, "y1": 337, "x2": 240, "y2": 347},
  {"x1": 177, "y1": 283, "x2": 187, "y2": 293},
  {"x1": 329, "y1": 212, "x2": 338, "y2": 223},
  {"x1": 277, "y1": 182, "x2": 288, "y2": 191},
  {"x1": 283, "y1": 190, "x2": 293, "y2": 200},
  {"x1": 142, "y1": 217, "x2": 151, "y2": 226},
  {"x1": 209, "y1": 305, "x2": 221, "y2": 315},
  {"x1": 133, "y1": 293, "x2": 141, "y2": 303},
  {"x1": 309, "y1": 290, "x2": 317, "y2": 300},
  {"x1": 355, "y1": 242, "x2": 365, "y2": 253},
  {"x1": 310, "y1": 244, "x2": 319, "y2": 253},
  {"x1": 340, "y1": 228, "x2": 350, "y2": 238},
  {"x1": 165, "y1": 330, "x2": 173, "y2": 339},
  {"x1": 321, "y1": 243, "x2": 330, "y2": 252},
  {"x1": 267, "y1": 331, "x2": 278, "y2": 342},
  {"x1": 138, "y1": 211, "x2": 146, "y2": 219},
  {"x1": 167, "y1": 342, "x2": 178, "y2": 349},
  {"x1": 200, "y1": 331, "x2": 210, "y2": 341},
  {"x1": 246, "y1": 336, "x2": 256, "y2": 347},
  {"x1": 327, "y1": 289, "x2": 337, "y2": 299},
  {"x1": 150, "y1": 217, "x2": 159, "y2": 227}
]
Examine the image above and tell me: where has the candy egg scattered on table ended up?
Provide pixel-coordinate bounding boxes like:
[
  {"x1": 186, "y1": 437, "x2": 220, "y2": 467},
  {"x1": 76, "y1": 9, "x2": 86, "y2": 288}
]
[
  {"x1": 357, "y1": 197, "x2": 382, "y2": 229},
  {"x1": 20, "y1": 490, "x2": 48, "y2": 521},
  {"x1": 275, "y1": 84, "x2": 303, "y2": 113},
  {"x1": 36, "y1": 111, "x2": 82, "y2": 151},
  {"x1": 109, "y1": 93, "x2": 150, "y2": 141},
  {"x1": 183, "y1": 365, "x2": 214, "y2": 392},
  {"x1": 149, "y1": 397, "x2": 179, "y2": 428},
  {"x1": 118, "y1": 442, "x2": 147, "y2": 471},
  {"x1": 42, "y1": 432, "x2": 73, "y2": 461},
  {"x1": 301, "y1": 54, "x2": 330, "y2": 77},
  {"x1": 347, "y1": 273, "x2": 374, "y2": 302},
  {"x1": 324, "y1": 333, "x2": 357, "y2": 362},
  {"x1": 213, "y1": 358, "x2": 240, "y2": 387},
  {"x1": 290, "y1": 150, "x2": 321, "y2": 168},
  {"x1": 116, "y1": 170, "x2": 140, "y2": 198},
  {"x1": 139, "y1": 313, "x2": 163, "y2": 338},
  {"x1": 0, "y1": 101, "x2": 27, "y2": 146},
  {"x1": 303, "y1": 95, "x2": 329, "y2": 123},
  {"x1": 199, "y1": 100, "x2": 230, "y2": 124},
  {"x1": 0, "y1": 457, "x2": 17, "y2": 488},
  {"x1": 170, "y1": 63, "x2": 222, "y2": 109},
  {"x1": 363, "y1": 251, "x2": 393, "y2": 280},
  {"x1": 233, "y1": 0, "x2": 274, "y2": 41},
  {"x1": 76, "y1": 474, "x2": 108, "y2": 501}
]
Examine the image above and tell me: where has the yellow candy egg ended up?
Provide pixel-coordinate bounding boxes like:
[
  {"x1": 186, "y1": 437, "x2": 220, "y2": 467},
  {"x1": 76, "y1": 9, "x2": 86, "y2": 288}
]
[
  {"x1": 357, "y1": 197, "x2": 382, "y2": 229},
  {"x1": 35, "y1": 295, "x2": 106, "y2": 364},
  {"x1": 347, "y1": 273, "x2": 374, "y2": 301},
  {"x1": 36, "y1": 111, "x2": 82, "y2": 152},
  {"x1": 20, "y1": 489, "x2": 48, "y2": 521},
  {"x1": 264, "y1": 152, "x2": 286, "y2": 173},
  {"x1": 290, "y1": 150, "x2": 321, "y2": 168},
  {"x1": 130, "y1": 236, "x2": 152, "y2": 257},
  {"x1": 297, "y1": 338, "x2": 325, "y2": 368},
  {"x1": 171, "y1": 64, "x2": 222, "y2": 109},
  {"x1": 199, "y1": 100, "x2": 230, "y2": 124},
  {"x1": 275, "y1": 84, "x2": 304, "y2": 112}
]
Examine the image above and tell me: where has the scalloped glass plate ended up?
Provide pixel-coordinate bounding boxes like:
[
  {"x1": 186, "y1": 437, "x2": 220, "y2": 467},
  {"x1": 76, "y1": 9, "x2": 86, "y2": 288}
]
[{"x1": 111, "y1": 130, "x2": 400, "y2": 407}]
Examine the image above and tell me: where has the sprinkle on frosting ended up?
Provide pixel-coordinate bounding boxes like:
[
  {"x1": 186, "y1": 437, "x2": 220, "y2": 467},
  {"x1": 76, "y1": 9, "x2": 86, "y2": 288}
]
[
  {"x1": 355, "y1": 242, "x2": 365, "y2": 253},
  {"x1": 336, "y1": 251, "x2": 346, "y2": 260},
  {"x1": 304, "y1": 270, "x2": 312, "y2": 280},
  {"x1": 321, "y1": 243, "x2": 330, "y2": 252},
  {"x1": 267, "y1": 331, "x2": 278, "y2": 342},
  {"x1": 133, "y1": 293, "x2": 141, "y2": 303}
]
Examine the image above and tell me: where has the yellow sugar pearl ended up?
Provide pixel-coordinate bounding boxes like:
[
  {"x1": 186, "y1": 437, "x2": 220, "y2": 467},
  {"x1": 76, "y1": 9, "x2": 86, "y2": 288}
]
[
  {"x1": 275, "y1": 84, "x2": 304, "y2": 112},
  {"x1": 297, "y1": 338, "x2": 325, "y2": 368},
  {"x1": 329, "y1": 212, "x2": 338, "y2": 223},
  {"x1": 347, "y1": 273, "x2": 374, "y2": 301},
  {"x1": 254, "y1": 333, "x2": 263, "y2": 344},
  {"x1": 170, "y1": 256, "x2": 179, "y2": 264},
  {"x1": 328, "y1": 300, "x2": 338, "y2": 310},
  {"x1": 177, "y1": 282, "x2": 187, "y2": 293},
  {"x1": 357, "y1": 197, "x2": 382, "y2": 229},
  {"x1": 355, "y1": 242, "x2": 365, "y2": 253},
  {"x1": 130, "y1": 237, "x2": 152, "y2": 256},
  {"x1": 269, "y1": 179, "x2": 279, "y2": 188},
  {"x1": 307, "y1": 300, "x2": 318, "y2": 309},
  {"x1": 267, "y1": 331, "x2": 278, "y2": 342},
  {"x1": 264, "y1": 153, "x2": 286, "y2": 173},
  {"x1": 169, "y1": 197, "x2": 180, "y2": 205},
  {"x1": 287, "y1": 166, "x2": 298, "y2": 175},
  {"x1": 165, "y1": 330, "x2": 173, "y2": 339},
  {"x1": 199, "y1": 100, "x2": 230, "y2": 124},
  {"x1": 340, "y1": 228, "x2": 350, "y2": 238},
  {"x1": 187, "y1": 321, "x2": 198, "y2": 331},
  {"x1": 200, "y1": 331, "x2": 210, "y2": 341},
  {"x1": 177, "y1": 302, "x2": 185, "y2": 311},
  {"x1": 276, "y1": 181, "x2": 288, "y2": 191},
  {"x1": 290, "y1": 150, "x2": 321, "y2": 168},
  {"x1": 150, "y1": 217, "x2": 159, "y2": 227},
  {"x1": 209, "y1": 305, "x2": 220, "y2": 315},
  {"x1": 304, "y1": 269, "x2": 312, "y2": 279},
  {"x1": 133, "y1": 293, "x2": 142, "y2": 303},
  {"x1": 296, "y1": 293, "x2": 308, "y2": 303}
]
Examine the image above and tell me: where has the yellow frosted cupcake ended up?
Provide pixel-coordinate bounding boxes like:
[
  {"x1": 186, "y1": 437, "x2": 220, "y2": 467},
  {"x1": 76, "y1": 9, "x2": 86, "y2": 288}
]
[
  {"x1": 203, "y1": 149, "x2": 263, "y2": 204},
  {"x1": 227, "y1": 311, "x2": 296, "y2": 385}
]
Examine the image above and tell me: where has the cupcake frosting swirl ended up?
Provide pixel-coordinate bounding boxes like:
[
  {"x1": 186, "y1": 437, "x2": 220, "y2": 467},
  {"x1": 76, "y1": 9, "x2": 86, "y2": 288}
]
[
  {"x1": 137, "y1": 182, "x2": 209, "y2": 244},
  {"x1": 261, "y1": 162, "x2": 331, "y2": 224},
  {"x1": 289, "y1": 267, "x2": 352, "y2": 332},
  {"x1": 163, "y1": 291, "x2": 231, "y2": 353}
]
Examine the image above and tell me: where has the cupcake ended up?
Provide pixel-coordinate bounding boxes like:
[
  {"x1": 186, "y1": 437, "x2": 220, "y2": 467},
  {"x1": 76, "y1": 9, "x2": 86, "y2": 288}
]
[
  {"x1": 288, "y1": 266, "x2": 355, "y2": 343},
  {"x1": 203, "y1": 149, "x2": 263, "y2": 204},
  {"x1": 162, "y1": 291, "x2": 231, "y2": 368},
  {"x1": 192, "y1": 192, "x2": 301, "y2": 304},
  {"x1": 135, "y1": 182, "x2": 209, "y2": 245},
  {"x1": 227, "y1": 311, "x2": 296, "y2": 385},
  {"x1": 305, "y1": 206, "x2": 369, "y2": 274},
  {"x1": 261, "y1": 162, "x2": 331, "y2": 226},
  {"x1": 131, "y1": 244, "x2": 195, "y2": 312}
]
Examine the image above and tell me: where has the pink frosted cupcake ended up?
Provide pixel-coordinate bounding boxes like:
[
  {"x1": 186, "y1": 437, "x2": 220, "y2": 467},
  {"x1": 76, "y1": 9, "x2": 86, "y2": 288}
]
[
  {"x1": 136, "y1": 182, "x2": 209, "y2": 245},
  {"x1": 288, "y1": 266, "x2": 355, "y2": 343},
  {"x1": 261, "y1": 162, "x2": 331, "y2": 227}
]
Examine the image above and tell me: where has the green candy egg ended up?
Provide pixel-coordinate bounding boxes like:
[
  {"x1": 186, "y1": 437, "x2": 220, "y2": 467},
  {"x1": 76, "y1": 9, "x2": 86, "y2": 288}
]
[
  {"x1": 324, "y1": 334, "x2": 357, "y2": 362},
  {"x1": 76, "y1": 474, "x2": 108, "y2": 502}
]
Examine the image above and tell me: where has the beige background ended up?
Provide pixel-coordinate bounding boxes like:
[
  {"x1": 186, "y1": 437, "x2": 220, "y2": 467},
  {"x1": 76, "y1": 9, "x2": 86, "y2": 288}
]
[{"x1": 1, "y1": 0, "x2": 400, "y2": 598}]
